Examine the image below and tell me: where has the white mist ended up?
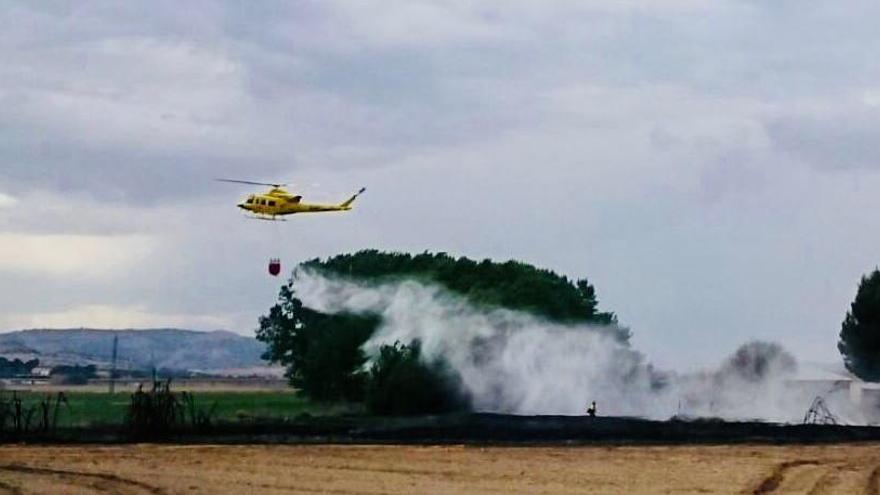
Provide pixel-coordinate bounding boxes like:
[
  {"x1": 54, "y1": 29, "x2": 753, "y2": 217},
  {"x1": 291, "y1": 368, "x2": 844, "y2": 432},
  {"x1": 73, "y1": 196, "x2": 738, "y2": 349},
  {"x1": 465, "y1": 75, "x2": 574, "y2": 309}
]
[{"x1": 294, "y1": 270, "x2": 864, "y2": 424}]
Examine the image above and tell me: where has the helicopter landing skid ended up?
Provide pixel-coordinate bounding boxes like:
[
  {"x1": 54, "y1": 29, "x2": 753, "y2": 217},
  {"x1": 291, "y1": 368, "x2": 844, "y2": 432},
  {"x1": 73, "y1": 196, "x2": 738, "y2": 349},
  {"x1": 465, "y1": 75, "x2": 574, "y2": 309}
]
[{"x1": 245, "y1": 214, "x2": 286, "y2": 222}]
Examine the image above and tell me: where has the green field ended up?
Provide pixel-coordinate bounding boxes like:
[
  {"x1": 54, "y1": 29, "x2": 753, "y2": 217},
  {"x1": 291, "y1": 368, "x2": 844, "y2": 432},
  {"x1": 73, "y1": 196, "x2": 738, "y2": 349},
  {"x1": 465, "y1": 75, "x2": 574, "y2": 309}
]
[{"x1": 4, "y1": 391, "x2": 357, "y2": 428}]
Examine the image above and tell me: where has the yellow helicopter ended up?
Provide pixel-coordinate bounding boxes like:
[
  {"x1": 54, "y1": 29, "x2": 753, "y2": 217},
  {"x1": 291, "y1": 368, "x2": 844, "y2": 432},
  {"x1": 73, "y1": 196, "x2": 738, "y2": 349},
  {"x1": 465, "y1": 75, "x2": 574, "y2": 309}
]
[{"x1": 218, "y1": 179, "x2": 366, "y2": 221}]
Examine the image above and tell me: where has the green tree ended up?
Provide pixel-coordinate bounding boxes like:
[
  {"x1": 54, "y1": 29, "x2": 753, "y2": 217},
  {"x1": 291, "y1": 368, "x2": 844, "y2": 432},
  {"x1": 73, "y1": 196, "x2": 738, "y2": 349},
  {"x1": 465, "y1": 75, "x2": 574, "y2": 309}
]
[
  {"x1": 838, "y1": 269, "x2": 880, "y2": 381},
  {"x1": 256, "y1": 283, "x2": 379, "y2": 400},
  {"x1": 257, "y1": 250, "x2": 627, "y2": 407}
]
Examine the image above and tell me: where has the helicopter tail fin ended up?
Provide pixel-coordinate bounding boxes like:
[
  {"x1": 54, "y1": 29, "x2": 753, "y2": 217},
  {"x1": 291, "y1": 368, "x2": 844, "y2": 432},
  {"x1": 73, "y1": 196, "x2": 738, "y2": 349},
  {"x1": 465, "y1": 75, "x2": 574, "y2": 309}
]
[{"x1": 339, "y1": 187, "x2": 366, "y2": 209}]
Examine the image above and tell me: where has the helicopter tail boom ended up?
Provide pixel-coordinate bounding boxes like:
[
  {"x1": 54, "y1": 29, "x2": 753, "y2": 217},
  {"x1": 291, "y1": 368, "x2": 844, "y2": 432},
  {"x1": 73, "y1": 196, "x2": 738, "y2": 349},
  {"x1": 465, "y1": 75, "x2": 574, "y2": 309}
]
[{"x1": 339, "y1": 187, "x2": 367, "y2": 209}]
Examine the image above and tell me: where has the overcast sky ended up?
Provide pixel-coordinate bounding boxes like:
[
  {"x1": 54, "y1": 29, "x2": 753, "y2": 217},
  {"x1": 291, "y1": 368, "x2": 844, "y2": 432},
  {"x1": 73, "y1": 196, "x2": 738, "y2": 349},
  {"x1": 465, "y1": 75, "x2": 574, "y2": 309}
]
[{"x1": 2, "y1": 1, "x2": 879, "y2": 370}]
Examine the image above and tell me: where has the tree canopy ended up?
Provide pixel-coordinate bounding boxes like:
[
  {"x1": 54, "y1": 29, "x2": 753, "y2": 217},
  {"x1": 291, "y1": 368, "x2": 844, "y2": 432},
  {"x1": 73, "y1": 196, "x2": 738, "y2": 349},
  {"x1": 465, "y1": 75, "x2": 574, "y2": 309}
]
[
  {"x1": 720, "y1": 341, "x2": 796, "y2": 383},
  {"x1": 257, "y1": 250, "x2": 625, "y2": 410},
  {"x1": 301, "y1": 250, "x2": 623, "y2": 330},
  {"x1": 0, "y1": 357, "x2": 39, "y2": 378},
  {"x1": 838, "y1": 269, "x2": 880, "y2": 381}
]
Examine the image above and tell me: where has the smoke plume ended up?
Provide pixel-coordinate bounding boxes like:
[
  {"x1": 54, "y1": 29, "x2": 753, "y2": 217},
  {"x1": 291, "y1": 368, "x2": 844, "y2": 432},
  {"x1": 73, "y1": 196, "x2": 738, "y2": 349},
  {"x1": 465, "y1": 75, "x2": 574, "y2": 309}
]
[{"x1": 295, "y1": 270, "x2": 864, "y2": 423}]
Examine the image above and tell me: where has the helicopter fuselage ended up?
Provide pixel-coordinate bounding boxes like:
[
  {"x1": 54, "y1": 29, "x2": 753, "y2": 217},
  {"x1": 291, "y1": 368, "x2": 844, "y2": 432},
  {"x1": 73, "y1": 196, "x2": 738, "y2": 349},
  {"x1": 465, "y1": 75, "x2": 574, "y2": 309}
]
[{"x1": 237, "y1": 186, "x2": 364, "y2": 218}]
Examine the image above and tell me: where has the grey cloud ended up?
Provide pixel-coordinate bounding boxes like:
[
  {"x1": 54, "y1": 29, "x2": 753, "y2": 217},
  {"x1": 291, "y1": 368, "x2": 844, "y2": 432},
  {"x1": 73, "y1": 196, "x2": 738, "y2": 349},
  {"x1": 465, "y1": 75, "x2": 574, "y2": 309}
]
[
  {"x1": 767, "y1": 107, "x2": 880, "y2": 171},
  {"x1": 697, "y1": 150, "x2": 765, "y2": 203},
  {"x1": 0, "y1": 2, "x2": 537, "y2": 202},
  {"x1": 7, "y1": 1, "x2": 878, "y2": 204}
]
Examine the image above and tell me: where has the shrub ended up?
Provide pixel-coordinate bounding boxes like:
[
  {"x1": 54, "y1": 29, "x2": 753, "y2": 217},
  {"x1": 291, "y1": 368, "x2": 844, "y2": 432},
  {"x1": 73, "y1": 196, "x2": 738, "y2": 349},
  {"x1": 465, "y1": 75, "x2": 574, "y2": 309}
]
[{"x1": 365, "y1": 341, "x2": 469, "y2": 415}]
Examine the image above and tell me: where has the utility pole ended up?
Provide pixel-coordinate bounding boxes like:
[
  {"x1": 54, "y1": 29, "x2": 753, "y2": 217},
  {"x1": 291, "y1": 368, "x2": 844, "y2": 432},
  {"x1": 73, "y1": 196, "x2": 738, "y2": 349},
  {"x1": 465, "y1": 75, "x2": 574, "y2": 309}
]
[{"x1": 109, "y1": 334, "x2": 118, "y2": 394}]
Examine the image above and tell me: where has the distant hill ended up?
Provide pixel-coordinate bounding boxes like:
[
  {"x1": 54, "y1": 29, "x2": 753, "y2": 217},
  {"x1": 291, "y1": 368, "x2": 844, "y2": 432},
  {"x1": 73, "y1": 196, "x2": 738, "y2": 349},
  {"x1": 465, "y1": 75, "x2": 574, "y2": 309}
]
[{"x1": 0, "y1": 328, "x2": 268, "y2": 372}]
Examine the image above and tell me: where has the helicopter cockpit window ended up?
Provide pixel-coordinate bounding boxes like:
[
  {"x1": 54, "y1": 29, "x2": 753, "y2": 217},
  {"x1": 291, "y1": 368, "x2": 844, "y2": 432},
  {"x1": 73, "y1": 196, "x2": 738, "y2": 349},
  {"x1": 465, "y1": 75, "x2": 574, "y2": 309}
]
[{"x1": 245, "y1": 197, "x2": 254, "y2": 204}]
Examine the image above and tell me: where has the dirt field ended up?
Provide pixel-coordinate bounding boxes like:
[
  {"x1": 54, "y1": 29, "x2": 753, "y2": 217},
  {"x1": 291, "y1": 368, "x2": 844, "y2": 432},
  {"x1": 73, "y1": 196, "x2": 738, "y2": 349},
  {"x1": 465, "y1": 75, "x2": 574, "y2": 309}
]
[{"x1": 1, "y1": 443, "x2": 879, "y2": 494}]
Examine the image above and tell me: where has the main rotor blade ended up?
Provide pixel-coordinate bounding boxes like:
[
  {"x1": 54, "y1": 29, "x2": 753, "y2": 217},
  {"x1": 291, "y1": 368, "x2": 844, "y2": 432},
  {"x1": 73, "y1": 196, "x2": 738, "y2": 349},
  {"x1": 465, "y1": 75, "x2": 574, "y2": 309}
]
[{"x1": 216, "y1": 178, "x2": 287, "y2": 187}]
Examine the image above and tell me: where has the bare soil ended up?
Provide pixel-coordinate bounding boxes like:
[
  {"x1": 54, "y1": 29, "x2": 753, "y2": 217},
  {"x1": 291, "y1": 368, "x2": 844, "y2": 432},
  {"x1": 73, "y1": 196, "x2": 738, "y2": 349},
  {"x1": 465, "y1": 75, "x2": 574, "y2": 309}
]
[{"x1": 2, "y1": 443, "x2": 880, "y2": 494}]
